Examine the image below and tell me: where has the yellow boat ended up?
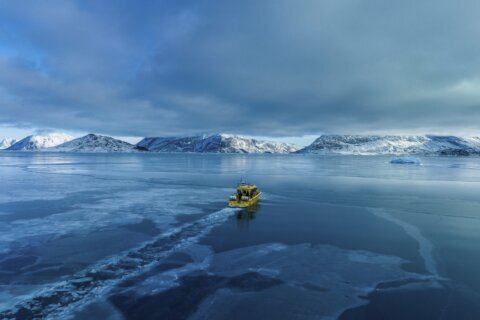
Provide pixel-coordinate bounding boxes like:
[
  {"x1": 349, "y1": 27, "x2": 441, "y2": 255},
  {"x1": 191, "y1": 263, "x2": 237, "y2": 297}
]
[{"x1": 228, "y1": 182, "x2": 261, "y2": 208}]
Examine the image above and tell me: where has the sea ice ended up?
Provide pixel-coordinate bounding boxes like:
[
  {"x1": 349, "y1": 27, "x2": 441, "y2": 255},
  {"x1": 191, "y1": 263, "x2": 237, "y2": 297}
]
[
  {"x1": 0, "y1": 207, "x2": 239, "y2": 319},
  {"x1": 369, "y1": 208, "x2": 443, "y2": 280},
  {"x1": 187, "y1": 243, "x2": 432, "y2": 320}
]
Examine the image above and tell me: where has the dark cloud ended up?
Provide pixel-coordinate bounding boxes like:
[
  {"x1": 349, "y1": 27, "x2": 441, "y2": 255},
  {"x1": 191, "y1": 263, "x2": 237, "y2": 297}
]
[{"x1": 0, "y1": 0, "x2": 480, "y2": 137}]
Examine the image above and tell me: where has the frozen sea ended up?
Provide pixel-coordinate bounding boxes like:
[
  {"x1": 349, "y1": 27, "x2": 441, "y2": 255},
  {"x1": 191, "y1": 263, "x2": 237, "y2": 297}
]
[{"x1": 1, "y1": 152, "x2": 480, "y2": 319}]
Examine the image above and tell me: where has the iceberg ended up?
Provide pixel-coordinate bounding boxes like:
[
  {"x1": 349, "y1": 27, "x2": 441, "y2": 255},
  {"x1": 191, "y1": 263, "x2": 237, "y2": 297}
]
[{"x1": 390, "y1": 157, "x2": 421, "y2": 164}]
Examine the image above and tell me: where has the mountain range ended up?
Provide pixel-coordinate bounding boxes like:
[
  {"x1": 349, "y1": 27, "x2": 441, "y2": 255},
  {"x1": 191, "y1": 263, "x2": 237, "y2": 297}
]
[
  {"x1": 3, "y1": 133, "x2": 480, "y2": 155},
  {"x1": 0, "y1": 138, "x2": 16, "y2": 150},
  {"x1": 137, "y1": 134, "x2": 301, "y2": 154},
  {"x1": 6, "y1": 133, "x2": 73, "y2": 151},
  {"x1": 53, "y1": 134, "x2": 139, "y2": 152},
  {"x1": 298, "y1": 135, "x2": 480, "y2": 155},
  {"x1": 2, "y1": 133, "x2": 299, "y2": 154}
]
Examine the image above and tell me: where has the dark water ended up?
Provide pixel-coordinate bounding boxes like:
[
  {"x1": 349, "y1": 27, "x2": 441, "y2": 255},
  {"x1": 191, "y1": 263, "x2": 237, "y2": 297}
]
[{"x1": 0, "y1": 152, "x2": 480, "y2": 319}]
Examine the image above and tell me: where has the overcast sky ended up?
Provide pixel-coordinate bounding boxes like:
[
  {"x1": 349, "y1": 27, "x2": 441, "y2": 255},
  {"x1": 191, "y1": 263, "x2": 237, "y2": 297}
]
[{"x1": 1, "y1": 0, "x2": 480, "y2": 143}]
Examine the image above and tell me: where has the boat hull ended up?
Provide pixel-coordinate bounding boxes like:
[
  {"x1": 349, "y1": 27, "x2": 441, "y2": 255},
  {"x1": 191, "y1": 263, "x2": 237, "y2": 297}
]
[{"x1": 228, "y1": 192, "x2": 261, "y2": 208}]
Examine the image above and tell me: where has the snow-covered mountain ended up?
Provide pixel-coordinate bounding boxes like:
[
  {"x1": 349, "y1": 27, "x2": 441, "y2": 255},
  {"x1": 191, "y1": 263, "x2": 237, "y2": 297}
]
[
  {"x1": 298, "y1": 135, "x2": 480, "y2": 155},
  {"x1": 52, "y1": 134, "x2": 140, "y2": 152},
  {"x1": 137, "y1": 134, "x2": 301, "y2": 154},
  {"x1": 0, "y1": 138, "x2": 16, "y2": 150},
  {"x1": 7, "y1": 133, "x2": 73, "y2": 151}
]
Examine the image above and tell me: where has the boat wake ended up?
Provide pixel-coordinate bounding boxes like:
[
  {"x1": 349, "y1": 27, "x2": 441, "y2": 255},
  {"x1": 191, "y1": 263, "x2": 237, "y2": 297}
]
[{"x1": 0, "y1": 207, "x2": 239, "y2": 319}]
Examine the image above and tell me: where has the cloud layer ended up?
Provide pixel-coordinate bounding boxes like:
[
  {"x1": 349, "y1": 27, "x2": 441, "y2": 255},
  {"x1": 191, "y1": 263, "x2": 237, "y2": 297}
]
[{"x1": 1, "y1": 0, "x2": 480, "y2": 137}]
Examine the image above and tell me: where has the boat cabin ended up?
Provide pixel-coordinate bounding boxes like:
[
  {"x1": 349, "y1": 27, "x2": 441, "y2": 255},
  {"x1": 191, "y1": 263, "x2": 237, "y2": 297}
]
[
  {"x1": 236, "y1": 184, "x2": 258, "y2": 201},
  {"x1": 229, "y1": 182, "x2": 261, "y2": 207}
]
